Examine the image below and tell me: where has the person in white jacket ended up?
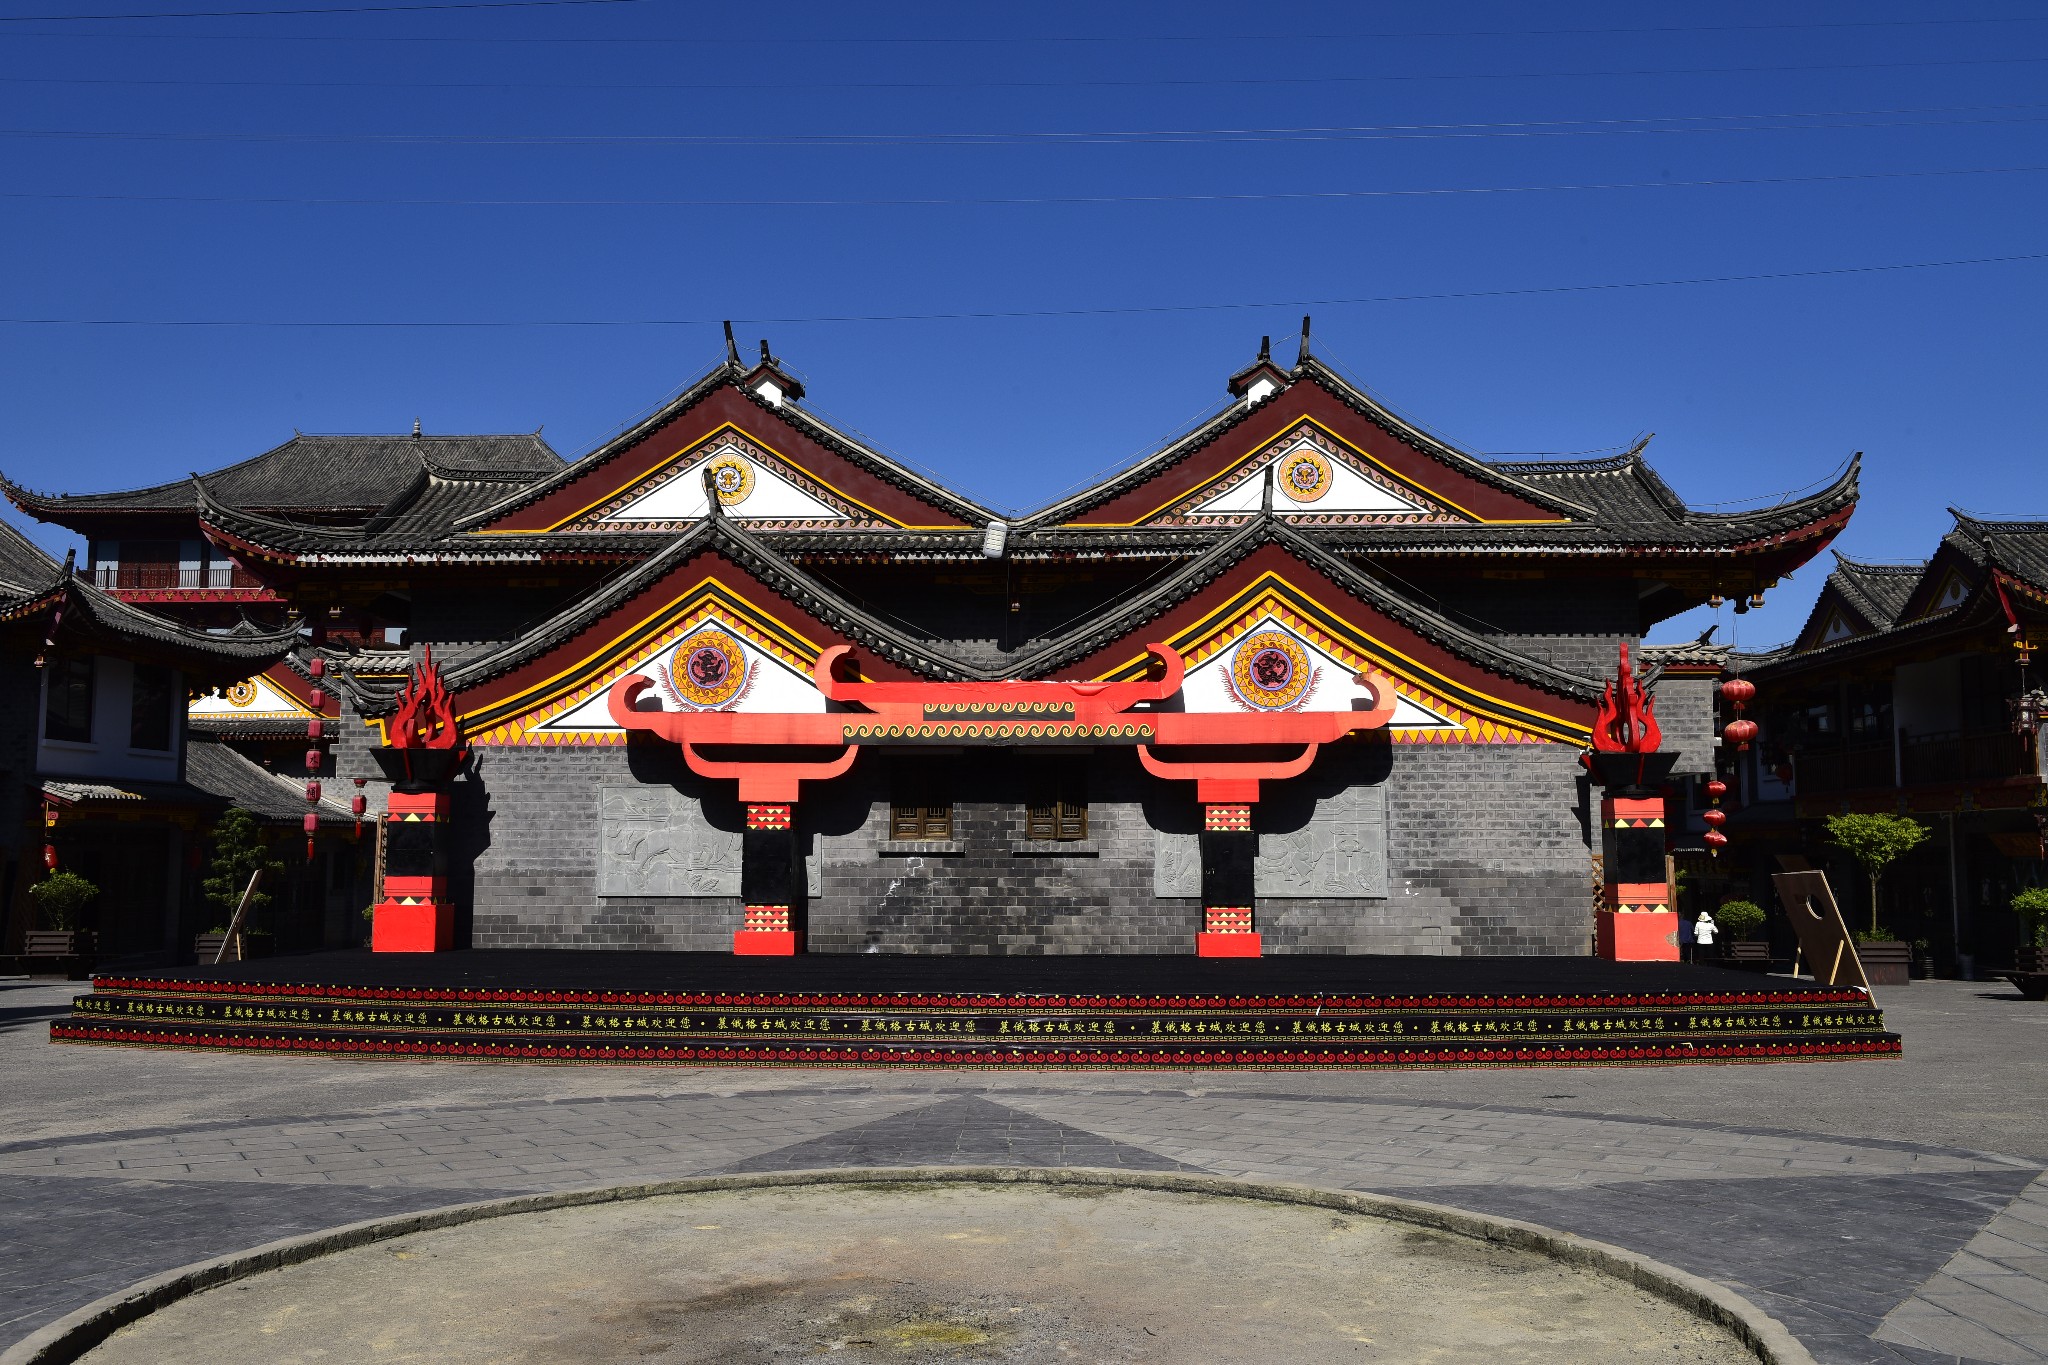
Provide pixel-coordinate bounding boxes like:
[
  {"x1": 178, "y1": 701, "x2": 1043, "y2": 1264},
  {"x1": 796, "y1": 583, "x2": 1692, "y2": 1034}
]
[{"x1": 1693, "y1": 910, "x2": 1719, "y2": 962}]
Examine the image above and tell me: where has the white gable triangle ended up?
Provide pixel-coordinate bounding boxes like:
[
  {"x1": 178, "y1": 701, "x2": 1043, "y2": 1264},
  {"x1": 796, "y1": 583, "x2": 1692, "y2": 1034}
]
[
  {"x1": 533, "y1": 621, "x2": 826, "y2": 733},
  {"x1": 1174, "y1": 615, "x2": 1460, "y2": 728},
  {"x1": 1186, "y1": 438, "x2": 1431, "y2": 518},
  {"x1": 190, "y1": 673, "x2": 311, "y2": 720},
  {"x1": 609, "y1": 443, "x2": 849, "y2": 523}
]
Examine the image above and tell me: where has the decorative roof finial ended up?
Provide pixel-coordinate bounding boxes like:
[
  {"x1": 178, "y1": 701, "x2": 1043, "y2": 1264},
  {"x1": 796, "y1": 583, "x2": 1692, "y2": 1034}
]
[
  {"x1": 1257, "y1": 334, "x2": 1270, "y2": 362},
  {"x1": 1260, "y1": 465, "x2": 1276, "y2": 517},
  {"x1": 412, "y1": 418, "x2": 422, "y2": 438},
  {"x1": 759, "y1": 337, "x2": 774, "y2": 366},
  {"x1": 702, "y1": 465, "x2": 724, "y2": 520},
  {"x1": 1296, "y1": 314, "x2": 1313, "y2": 365},
  {"x1": 722, "y1": 320, "x2": 741, "y2": 366}
]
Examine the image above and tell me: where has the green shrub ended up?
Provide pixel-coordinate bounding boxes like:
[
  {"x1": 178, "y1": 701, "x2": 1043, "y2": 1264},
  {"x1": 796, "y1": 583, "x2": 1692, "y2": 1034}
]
[
  {"x1": 1824, "y1": 812, "x2": 1932, "y2": 935},
  {"x1": 27, "y1": 870, "x2": 97, "y2": 931},
  {"x1": 1715, "y1": 899, "x2": 1766, "y2": 940},
  {"x1": 2014, "y1": 886, "x2": 2048, "y2": 949}
]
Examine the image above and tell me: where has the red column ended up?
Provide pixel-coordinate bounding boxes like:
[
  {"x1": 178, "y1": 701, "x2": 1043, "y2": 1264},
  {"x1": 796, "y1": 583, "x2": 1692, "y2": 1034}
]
[
  {"x1": 371, "y1": 789, "x2": 454, "y2": 952},
  {"x1": 734, "y1": 802, "x2": 802, "y2": 956},
  {"x1": 1595, "y1": 792, "x2": 1678, "y2": 962},
  {"x1": 1195, "y1": 802, "x2": 1261, "y2": 958}
]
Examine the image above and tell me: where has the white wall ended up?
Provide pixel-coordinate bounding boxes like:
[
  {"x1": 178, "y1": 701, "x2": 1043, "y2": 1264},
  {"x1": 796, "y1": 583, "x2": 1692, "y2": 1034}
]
[{"x1": 37, "y1": 655, "x2": 185, "y2": 782}]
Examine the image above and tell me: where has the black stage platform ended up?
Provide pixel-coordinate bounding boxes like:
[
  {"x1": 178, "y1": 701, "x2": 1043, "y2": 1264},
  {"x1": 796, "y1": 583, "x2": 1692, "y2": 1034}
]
[{"x1": 52, "y1": 950, "x2": 1900, "y2": 1070}]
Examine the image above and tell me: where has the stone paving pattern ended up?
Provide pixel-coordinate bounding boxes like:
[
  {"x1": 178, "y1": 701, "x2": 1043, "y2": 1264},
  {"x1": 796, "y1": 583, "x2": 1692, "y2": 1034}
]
[{"x1": 5, "y1": 976, "x2": 2048, "y2": 1363}]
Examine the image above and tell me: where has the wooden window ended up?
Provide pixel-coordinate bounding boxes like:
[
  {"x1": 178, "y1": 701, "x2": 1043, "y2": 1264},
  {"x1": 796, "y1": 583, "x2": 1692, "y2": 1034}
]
[
  {"x1": 890, "y1": 802, "x2": 952, "y2": 840},
  {"x1": 43, "y1": 656, "x2": 94, "y2": 743},
  {"x1": 1023, "y1": 799, "x2": 1087, "y2": 841}
]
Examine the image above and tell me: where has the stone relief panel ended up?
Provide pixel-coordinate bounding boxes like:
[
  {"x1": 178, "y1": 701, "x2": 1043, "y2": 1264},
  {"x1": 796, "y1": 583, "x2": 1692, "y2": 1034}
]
[
  {"x1": 1152, "y1": 782, "x2": 1388, "y2": 898},
  {"x1": 1257, "y1": 781, "x2": 1388, "y2": 898},
  {"x1": 1153, "y1": 831, "x2": 1201, "y2": 898},
  {"x1": 598, "y1": 787, "x2": 819, "y2": 897}
]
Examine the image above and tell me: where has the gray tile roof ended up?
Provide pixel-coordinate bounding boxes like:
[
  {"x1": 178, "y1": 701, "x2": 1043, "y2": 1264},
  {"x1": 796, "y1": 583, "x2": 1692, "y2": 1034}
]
[
  {"x1": 5, "y1": 433, "x2": 560, "y2": 518},
  {"x1": 43, "y1": 736, "x2": 352, "y2": 825},
  {"x1": 1826, "y1": 554, "x2": 1925, "y2": 630}
]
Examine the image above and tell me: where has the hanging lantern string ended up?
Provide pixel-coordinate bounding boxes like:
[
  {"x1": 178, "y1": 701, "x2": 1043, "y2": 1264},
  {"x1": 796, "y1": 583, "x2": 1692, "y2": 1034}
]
[{"x1": 303, "y1": 655, "x2": 327, "y2": 862}]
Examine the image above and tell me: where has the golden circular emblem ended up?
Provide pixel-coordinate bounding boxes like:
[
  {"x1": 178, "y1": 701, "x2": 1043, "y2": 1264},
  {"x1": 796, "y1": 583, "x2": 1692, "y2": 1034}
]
[
  {"x1": 663, "y1": 628, "x2": 751, "y2": 709},
  {"x1": 1229, "y1": 630, "x2": 1314, "y2": 711},
  {"x1": 1276, "y1": 447, "x2": 1331, "y2": 503},
  {"x1": 224, "y1": 681, "x2": 258, "y2": 709},
  {"x1": 704, "y1": 453, "x2": 754, "y2": 508}
]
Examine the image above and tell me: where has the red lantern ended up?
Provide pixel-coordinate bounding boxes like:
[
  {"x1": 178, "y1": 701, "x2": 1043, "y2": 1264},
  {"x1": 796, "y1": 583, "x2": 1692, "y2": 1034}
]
[
  {"x1": 1704, "y1": 779, "x2": 1727, "y2": 800},
  {"x1": 1724, "y1": 718, "x2": 1759, "y2": 750},
  {"x1": 304, "y1": 780, "x2": 322, "y2": 802},
  {"x1": 307, "y1": 718, "x2": 324, "y2": 741},
  {"x1": 1700, "y1": 807, "x2": 1727, "y2": 829},
  {"x1": 304, "y1": 747, "x2": 323, "y2": 773},
  {"x1": 308, "y1": 657, "x2": 326, "y2": 679},
  {"x1": 43, "y1": 844, "x2": 58, "y2": 870},
  {"x1": 1704, "y1": 829, "x2": 1729, "y2": 851},
  {"x1": 308, "y1": 688, "x2": 326, "y2": 712}
]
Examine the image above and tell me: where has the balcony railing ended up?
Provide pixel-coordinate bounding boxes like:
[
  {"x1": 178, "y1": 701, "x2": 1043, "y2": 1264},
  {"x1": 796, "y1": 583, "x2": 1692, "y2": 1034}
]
[
  {"x1": 1797, "y1": 744, "x2": 1895, "y2": 795},
  {"x1": 1900, "y1": 728, "x2": 2033, "y2": 785},
  {"x1": 91, "y1": 565, "x2": 264, "y2": 591}
]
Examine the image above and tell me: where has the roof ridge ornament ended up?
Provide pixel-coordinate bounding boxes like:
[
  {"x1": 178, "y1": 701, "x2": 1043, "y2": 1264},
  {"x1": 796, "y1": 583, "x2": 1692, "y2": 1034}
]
[
  {"x1": 722, "y1": 320, "x2": 742, "y2": 368},
  {"x1": 1295, "y1": 313, "x2": 1312, "y2": 366}
]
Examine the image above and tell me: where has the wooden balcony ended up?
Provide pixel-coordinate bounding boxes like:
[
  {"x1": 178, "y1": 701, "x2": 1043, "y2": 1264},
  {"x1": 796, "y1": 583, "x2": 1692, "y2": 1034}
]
[{"x1": 1900, "y1": 728, "x2": 2033, "y2": 786}]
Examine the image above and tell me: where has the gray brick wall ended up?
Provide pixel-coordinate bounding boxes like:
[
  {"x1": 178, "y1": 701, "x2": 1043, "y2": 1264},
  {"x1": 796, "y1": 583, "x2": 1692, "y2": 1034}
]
[{"x1": 440, "y1": 732, "x2": 1596, "y2": 958}]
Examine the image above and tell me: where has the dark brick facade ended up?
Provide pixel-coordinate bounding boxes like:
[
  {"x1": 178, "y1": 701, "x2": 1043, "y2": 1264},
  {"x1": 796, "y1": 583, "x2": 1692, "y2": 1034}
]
[{"x1": 364, "y1": 719, "x2": 1596, "y2": 957}]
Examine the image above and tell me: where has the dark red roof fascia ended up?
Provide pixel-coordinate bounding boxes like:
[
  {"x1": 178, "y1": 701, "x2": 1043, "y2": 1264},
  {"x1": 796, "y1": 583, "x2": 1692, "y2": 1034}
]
[
  {"x1": 1055, "y1": 540, "x2": 1594, "y2": 725},
  {"x1": 1069, "y1": 383, "x2": 1565, "y2": 527},
  {"x1": 479, "y1": 387, "x2": 972, "y2": 533},
  {"x1": 452, "y1": 546, "x2": 924, "y2": 721}
]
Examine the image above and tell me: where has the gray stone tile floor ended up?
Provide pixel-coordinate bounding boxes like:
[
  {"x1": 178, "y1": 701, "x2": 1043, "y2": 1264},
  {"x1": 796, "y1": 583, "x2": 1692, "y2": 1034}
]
[{"x1": 4, "y1": 975, "x2": 2047, "y2": 1364}]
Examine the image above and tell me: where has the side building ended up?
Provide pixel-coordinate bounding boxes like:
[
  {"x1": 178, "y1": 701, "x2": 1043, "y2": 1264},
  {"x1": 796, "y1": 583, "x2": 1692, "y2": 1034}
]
[{"x1": 1714, "y1": 516, "x2": 2047, "y2": 972}]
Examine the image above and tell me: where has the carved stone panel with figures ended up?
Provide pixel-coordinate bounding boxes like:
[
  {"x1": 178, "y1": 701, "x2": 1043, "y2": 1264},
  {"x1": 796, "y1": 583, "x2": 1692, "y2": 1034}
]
[
  {"x1": 1152, "y1": 782, "x2": 1388, "y2": 899},
  {"x1": 598, "y1": 787, "x2": 819, "y2": 897}
]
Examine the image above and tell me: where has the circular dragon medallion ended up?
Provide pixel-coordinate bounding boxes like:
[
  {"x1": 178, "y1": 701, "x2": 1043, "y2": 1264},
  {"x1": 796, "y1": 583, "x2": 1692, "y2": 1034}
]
[
  {"x1": 1228, "y1": 629, "x2": 1314, "y2": 711},
  {"x1": 704, "y1": 453, "x2": 754, "y2": 508},
  {"x1": 663, "y1": 628, "x2": 751, "y2": 710},
  {"x1": 1276, "y1": 446, "x2": 1331, "y2": 503},
  {"x1": 223, "y1": 681, "x2": 258, "y2": 709}
]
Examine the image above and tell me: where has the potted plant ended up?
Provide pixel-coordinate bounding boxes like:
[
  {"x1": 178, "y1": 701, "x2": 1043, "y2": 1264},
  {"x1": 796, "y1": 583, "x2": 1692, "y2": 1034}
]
[
  {"x1": 1824, "y1": 812, "x2": 1930, "y2": 986},
  {"x1": 196, "y1": 807, "x2": 284, "y2": 963},
  {"x1": 25, "y1": 870, "x2": 98, "y2": 960},
  {"x1": 1713, "y1": 898, "x2": 1769, "y2": 970},
  {"x1": 2013, "y1": 887, "x2": 2048, "y2": 975}
]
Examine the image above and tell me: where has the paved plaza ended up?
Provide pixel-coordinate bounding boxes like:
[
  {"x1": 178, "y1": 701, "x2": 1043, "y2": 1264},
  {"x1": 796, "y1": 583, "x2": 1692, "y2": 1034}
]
[{"x1": 4, "y1": 974, "x2": 2048, "y2": 1364}]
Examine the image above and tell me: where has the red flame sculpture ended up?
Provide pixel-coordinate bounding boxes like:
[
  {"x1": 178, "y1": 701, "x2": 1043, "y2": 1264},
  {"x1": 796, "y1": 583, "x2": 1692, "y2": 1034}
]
[
  {"x1": 1591, "y1": 642, "x2": 1662, "y2": 754},
  {"x1": 390, "y1": 646, "x2": 462, "y2": 751}
]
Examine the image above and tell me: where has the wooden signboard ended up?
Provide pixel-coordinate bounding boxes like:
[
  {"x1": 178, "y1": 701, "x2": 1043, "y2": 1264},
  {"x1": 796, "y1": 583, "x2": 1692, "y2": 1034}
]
[{"x1": 1771, "y1": 870, "x2": 1870, "y2": 991}]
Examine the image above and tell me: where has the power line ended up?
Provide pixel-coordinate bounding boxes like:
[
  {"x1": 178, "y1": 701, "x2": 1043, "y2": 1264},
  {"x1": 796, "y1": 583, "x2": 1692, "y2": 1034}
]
[
  {"x1": 7, "y1": 108, "x2": 2047, "y2": 148},
  {"x1": 3, "y1": 248, "x2": 2042, "y2": 328},
  {"x1": 5, "y1": 12, "x2": 2046, "y2": 38},
  {"x1": 0, "y1": 0, "x2": 648, "y2": 21},
  {"x1": 4, "y1": 48, "x2": 2048, "y2": 92},
  {"x1": 12, "y1": 164, "x2": 2047, "y2": 209}
]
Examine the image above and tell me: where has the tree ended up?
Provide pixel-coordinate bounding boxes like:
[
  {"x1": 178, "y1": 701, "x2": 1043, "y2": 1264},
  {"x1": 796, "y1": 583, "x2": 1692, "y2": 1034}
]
[
  {"x1": 2013, "y1": 886, "x2": 2048, "y2": 950},
  {"x1": 202, "y1": 807, "x2": 285, "y2": 930},
  {"x1": 1715, "y1": 899, "x2": 1766, "y2": 941},
  {"x1": 28, "y1": 870, "x2": 98, "y2": 931},
  {"x1": 1823, "y1": 812, "x2": 1931, "y2": 936}
]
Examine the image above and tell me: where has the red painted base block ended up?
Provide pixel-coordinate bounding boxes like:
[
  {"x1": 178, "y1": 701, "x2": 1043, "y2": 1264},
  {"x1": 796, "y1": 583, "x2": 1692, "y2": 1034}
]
[
  {"x1": 370, "y1": 900, "x2": 455, "y2": 953},
  {"x1": 1596, "y1": 910, "x2": 1680, "y2": 963},
  {"x1": 733, "y1": 930, "x2": 803, "y2": 956},
  {"x1": 1196, "y1": 932, "x2": 1263, "y2": 958}
]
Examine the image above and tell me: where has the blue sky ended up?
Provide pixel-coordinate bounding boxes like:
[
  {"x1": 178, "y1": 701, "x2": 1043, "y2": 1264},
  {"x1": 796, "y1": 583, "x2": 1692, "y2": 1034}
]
[{"x1": 2, "y1": 0, "x2": 2044, "y2": 651}]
